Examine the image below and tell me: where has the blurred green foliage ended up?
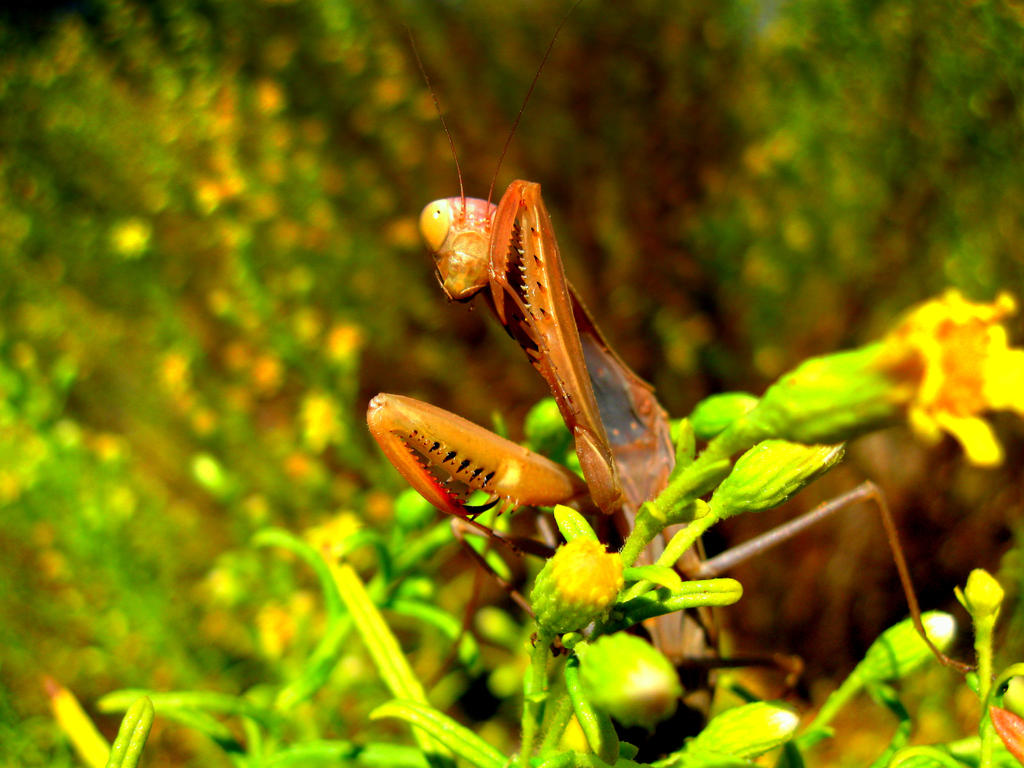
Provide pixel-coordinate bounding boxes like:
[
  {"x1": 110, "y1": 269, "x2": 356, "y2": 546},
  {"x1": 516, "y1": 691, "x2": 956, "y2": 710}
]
[{"x1": 1, "y1": 0, "x2": 1022, "y2": 765}]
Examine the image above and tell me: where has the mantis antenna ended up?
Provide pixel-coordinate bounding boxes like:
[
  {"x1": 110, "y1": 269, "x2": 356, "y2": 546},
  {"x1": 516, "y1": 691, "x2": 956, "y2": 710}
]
[
  {"x1": 406, "y1": 27, "x2": 466, "y2": 214},
  {"x1": 485, "y1": 0, "x2": 585, "y2": 211}
]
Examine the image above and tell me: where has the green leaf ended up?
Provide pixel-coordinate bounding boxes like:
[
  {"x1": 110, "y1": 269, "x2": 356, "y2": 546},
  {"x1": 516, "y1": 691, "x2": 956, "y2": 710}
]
[
  {"x1": 104, "y1": 697, "x2": 154, "y2": 768},
  {"x1": 651, "y1": 748, "x2": 752, "y2": 768},
  {"x1": 554, "y1": 505, "x2": 598, "y2": 542},
  {"x1": 330, "y1": 562, "x2": 451, "y2": 765},
  {"x1": 370, "y1": 700, "x2": 505, "y2": 768},
  {"x1": 263, "y1": 740, "x2": 430, "y2": 767},
  {"x1": 622, "y1": 565, "x2": 683, "y2": 592},
  {"x1": 775, "y1": 741, "x2": 806, "y2": 768},
  {"x1": 564, "y1": 656, "x2": 619, "y2": 764},
  {"x1": 276, "y1": 615, "x2": 354, "y2": 710},
  {"x1": 886, "y1": 746, "x2": 970, "y2": 768},
  {"x1": 98, "y1": 690, "x2": 275, "y2": 729},
  {"x1": 388, "y1": 598, "x2": 480, "y2": 670},
  {"x1": 606, "y1": 579, "x2": 742, "y2": 630},
  {"x1": 863, "y1": 682, "x2": 911, "y2": 768},
  {"x1": 330, "y1": 562, "x2": 428, "y2": 703},
  {"x1": 253, "y1": 528, "x2": 344, "y2": 620}
]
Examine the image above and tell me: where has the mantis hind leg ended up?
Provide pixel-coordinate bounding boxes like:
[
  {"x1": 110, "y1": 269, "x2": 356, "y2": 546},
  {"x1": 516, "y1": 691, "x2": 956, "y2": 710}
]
[{"x1": 691, "y1": 481, "x2": 971, "y2": 674}]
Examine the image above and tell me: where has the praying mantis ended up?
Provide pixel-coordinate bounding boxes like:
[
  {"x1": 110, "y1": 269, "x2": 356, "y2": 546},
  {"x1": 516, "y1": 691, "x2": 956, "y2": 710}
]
[{"x1": 366, "y1": 171, "x2": 719, "y2": 683}]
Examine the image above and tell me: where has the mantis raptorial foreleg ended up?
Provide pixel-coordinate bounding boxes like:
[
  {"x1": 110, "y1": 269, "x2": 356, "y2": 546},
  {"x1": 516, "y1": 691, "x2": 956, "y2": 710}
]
[{"x1": 366, "y1": 393, "x2": 587, "y2": 531}]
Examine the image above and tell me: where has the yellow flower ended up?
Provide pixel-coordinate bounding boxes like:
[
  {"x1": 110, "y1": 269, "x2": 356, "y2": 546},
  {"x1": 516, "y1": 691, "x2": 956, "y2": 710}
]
[
  {"x1": 885, "y1": 290, "x2": 1024, "y2": 466},
  {"x1": 531, "y1": 539, "x2": 623, "y2": 633}
]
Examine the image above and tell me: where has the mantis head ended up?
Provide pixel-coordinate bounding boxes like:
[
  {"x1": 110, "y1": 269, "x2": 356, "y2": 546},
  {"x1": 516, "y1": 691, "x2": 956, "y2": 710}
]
[{"x1": 419, "y1": 196, "x2": 497, "y2": 301}]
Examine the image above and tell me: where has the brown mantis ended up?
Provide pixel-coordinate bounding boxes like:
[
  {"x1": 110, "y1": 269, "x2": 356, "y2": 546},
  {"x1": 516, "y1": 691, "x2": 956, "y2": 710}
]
[{"x1": 367, "y1": 173, "x2": 729, "y2": 705}]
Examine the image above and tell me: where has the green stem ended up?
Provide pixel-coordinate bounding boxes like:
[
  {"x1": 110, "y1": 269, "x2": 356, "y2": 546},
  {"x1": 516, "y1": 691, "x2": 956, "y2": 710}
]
[
  {"x1": 619, "y1": 513, "x2": 720, "y2": 602},
  {"x1": 649, "y1": 416, "x2": 763, "y2": 520},
  {"x1": 797, "y1": 672, "x2": 864, "y2": 748},
  {"x1": 538, "y1": 691, "x2": 574, "y2": 755},
  {"x1": 658, "y1": 514, "x2": 718, "y2": 569},
  {"x1": 976, "y1": 620, "x2": 994, "y2": 708},
  {"x1": 520, "y1": 630, "x2": 554, "y2": 768},
  {"x1": 976, "y1": 617, "x2": 996, "y2": 768}
]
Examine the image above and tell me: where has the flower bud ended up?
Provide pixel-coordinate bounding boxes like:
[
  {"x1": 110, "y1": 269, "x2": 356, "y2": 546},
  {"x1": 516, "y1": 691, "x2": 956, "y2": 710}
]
[
  {"x1": 688, "y1": 701, "x2": 799, "y2": 759},
  {"x1": 709, "y1": 440, "x2": 844, "y2": 519},
  {"x1": 856, "y1": 611, "x2": 956, "y2": 683},
  {"x1": 958, "y1": 568, "x2": 1004, "y2": 622},
  {"x1": 578, "y1": 634, "x2": 681, "y2": 729},
  {"x1": 746, "y1": 344, "x2": 908, "y2": 446},
  {"x1": 530, "y1": 539, "x2": 623, "y2": 634},
  {"x1": 689, "y1": 392, "x2": 759, "y2": 441}
]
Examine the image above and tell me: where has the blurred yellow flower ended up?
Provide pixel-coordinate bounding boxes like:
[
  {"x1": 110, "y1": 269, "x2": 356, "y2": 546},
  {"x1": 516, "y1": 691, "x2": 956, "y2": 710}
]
[
  {"x1": 300, "y1": 391, "x2": 341, "y2": 452},
  {"x1": 885, "y1": 290, "x2": 1024, "y2": 466},
  {"x1": 257, "y1": 79, "x2": 285, "y2": 114},
  {"x1": 326, "y1": 323, "x2": 363, "y2": 363},
  {"x1": 160, "y1": 352, "x2": 192, "y2": 397},
  {"x1": 109, "y1": 217, "x2": 151, "y2": 259},
  {"x1": 257, "y1": 602, "x2": 298, "y2": 659},
  {"x1": 306, "y1": 511, "x2": 363, "y2": 559},
  {"x1": 251, "y1": 353, "x2": 284, "y2": 395}
]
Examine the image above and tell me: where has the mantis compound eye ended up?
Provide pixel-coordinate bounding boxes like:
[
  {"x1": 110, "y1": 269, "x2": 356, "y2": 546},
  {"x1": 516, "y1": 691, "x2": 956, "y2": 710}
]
[{"x1": 418, "y1": 200, "x2": 451, "y2": 253}]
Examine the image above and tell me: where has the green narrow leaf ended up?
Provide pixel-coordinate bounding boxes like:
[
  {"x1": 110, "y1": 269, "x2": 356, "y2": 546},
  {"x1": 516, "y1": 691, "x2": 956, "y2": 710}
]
[
  {"x1": 104, "y1": 697, "x2": 154, "y2": 768},
  {"x1": 564, "y1": 656, "x2": 619, "y2": 764},
  {"x1": 886, "y1": 746, "x2": 968, "y2": 767},
  {"x1": 864, "y1": 682, "x2": 912, "y2": 768},
  {"x1": 330, "y1": 562, "x2": 427, "y2": 703},
  {"x1": 370, "y1": 700, "x2": 505, "y2": 768},
  {"x1": 622, "y1": 565, "x2": 683, "y2": 592},
  {"x1": 98, "y1": 690, "x2": 274, "y2": 728},
  {"x1": 554, "y1": 505, "x2": 598, "y2": 542},
  {"x1": 388, "y1": 598, "x2": 480, "y2": 670},
  {"x1": 275, "y1": 615, "x2": 354, "y2": 710},
  {"x1": 253, "y1": 528, "x2": 344, "y2": 620},
  {"x1": 330, "y1": 562, "x2": 451, "y2": 764},
  {"x1": 535, "y1": 753, "x2": 615, "y2": 768},
  {"x1": 607, "y1": 579, "x2": 742, "y2": 630},
  {"x1": 253, "y1": 527, "x2": 362, "y2": 709},
  {"x1": 263, "y1": 740, "x2": 431, "y2": 767}
]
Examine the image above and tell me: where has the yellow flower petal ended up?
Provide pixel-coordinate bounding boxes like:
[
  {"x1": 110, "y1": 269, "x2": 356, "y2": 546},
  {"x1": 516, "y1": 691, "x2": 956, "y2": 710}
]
[
  {"x1": 984, "y1": 348, "x2": 1024, "y2": 415},
  {"x1": 933, "y1": 413, "x2": 1003, "y2": 467},
  {"x1": 907, "y1": 406, "x2": 943, "y2": 446},
  {"x1": 885, "y1": 289, "x2": 1022, "y2": 466}
]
